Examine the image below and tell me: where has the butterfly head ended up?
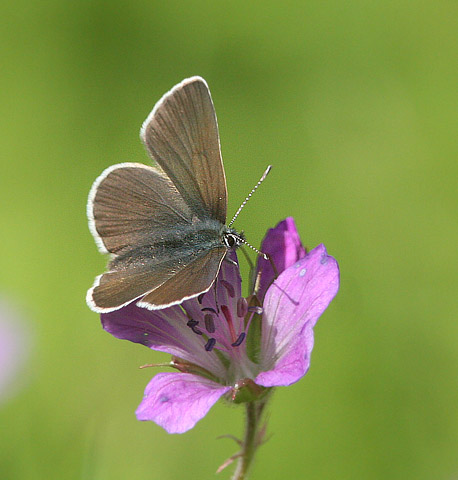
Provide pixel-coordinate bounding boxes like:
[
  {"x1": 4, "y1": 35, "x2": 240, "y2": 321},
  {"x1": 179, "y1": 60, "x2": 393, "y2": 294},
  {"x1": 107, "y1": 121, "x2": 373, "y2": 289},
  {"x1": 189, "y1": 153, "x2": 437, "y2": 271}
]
[{"x1": 221, "y1": 226, "x2": 245, "y2": 250}]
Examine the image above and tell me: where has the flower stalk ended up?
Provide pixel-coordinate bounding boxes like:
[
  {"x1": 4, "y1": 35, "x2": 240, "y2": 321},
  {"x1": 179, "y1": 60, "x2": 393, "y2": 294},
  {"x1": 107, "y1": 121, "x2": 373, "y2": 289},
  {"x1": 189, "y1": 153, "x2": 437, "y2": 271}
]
[{"x1": 232, "y1": 397, "x2": 269, "y2": 480}]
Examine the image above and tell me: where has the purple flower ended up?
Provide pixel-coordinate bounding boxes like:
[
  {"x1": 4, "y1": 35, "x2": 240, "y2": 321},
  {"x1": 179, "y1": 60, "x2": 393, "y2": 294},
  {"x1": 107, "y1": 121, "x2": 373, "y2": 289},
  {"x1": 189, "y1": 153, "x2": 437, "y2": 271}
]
[
  {"x1": 101, "y1": 218, "x2": 339, "y2": 433},
  {"x1": 0, "y1": 297, "x2": 30, "y2": 404}
]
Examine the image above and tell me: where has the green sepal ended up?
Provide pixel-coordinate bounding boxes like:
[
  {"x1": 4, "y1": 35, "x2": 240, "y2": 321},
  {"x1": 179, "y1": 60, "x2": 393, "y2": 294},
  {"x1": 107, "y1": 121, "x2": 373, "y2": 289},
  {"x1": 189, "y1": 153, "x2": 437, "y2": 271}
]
[{"x1": 225, "y1": 378, "x2": 270, "y2": 404}]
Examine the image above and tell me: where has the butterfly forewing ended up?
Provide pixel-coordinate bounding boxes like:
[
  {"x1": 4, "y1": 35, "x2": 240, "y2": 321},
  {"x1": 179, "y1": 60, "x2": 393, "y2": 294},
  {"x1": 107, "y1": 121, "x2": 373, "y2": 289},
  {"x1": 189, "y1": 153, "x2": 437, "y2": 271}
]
[
  {"x1": 140, "y1": 76, "x2": 227, "y2": 224},
  {"x1": 89, "y1": 163, "x2": 194, "y2": 255}
]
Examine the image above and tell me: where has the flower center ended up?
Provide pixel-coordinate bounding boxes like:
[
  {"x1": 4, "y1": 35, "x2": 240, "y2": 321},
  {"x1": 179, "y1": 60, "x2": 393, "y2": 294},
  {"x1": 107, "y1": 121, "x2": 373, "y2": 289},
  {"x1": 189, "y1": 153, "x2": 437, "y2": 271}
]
[{"x1": 185, "y1": 278, "x2": 260, "y2": 356}]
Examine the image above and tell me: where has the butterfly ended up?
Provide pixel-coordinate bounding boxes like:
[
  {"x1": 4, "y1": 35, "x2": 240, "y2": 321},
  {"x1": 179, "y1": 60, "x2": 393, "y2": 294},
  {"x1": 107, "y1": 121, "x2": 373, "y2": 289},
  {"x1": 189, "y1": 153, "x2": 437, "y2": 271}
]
[{"x1": 86, "y1": 77, "x2": 247, "y2": 313}]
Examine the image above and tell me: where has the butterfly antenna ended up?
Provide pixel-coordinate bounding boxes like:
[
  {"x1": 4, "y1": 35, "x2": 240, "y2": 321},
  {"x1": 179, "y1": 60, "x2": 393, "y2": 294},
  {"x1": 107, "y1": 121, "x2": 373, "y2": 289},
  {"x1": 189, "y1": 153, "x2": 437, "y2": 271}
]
[
  {"x1": 241, "y1": 240, "x2": 269, "y2": 260},
  {"x1": 228, "y1": 165, "x2": 272, "y2": 228}
]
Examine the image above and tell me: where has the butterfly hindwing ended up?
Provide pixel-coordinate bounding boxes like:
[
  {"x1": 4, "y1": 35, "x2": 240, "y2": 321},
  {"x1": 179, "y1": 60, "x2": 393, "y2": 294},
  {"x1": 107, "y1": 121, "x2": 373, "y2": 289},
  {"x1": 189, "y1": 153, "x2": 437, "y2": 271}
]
[
  {"x1": 138, "y1": 246, "x2": 227, "y2": 309},
  {"x1": 87, "y1": 245, "x2": 227, "y2": 312}
]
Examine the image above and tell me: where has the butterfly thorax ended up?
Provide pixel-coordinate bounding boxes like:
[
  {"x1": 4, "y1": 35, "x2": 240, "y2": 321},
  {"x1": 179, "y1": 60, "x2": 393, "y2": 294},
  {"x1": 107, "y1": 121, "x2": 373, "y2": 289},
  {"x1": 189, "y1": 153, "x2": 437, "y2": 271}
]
[{"x1": 109, "y1": 219, "x2": 242, "y2": 272}]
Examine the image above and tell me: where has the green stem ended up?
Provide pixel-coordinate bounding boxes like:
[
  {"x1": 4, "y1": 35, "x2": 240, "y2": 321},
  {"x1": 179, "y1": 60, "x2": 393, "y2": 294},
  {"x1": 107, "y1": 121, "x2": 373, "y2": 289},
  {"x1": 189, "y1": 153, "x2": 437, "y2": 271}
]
[{"x1": 231, "y1": 399, "x2": 267, "y2": 480}]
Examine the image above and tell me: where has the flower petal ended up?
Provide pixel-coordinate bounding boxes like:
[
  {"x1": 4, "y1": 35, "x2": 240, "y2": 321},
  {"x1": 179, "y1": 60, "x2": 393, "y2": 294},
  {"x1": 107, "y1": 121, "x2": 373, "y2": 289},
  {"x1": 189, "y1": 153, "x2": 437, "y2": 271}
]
[
  {"x1": 136, "y1": 372, "x2": 230, "y2": 433},
  {"x1": 101, "y1": 303, "x2": 226, "y2": 378},
  {"x1": 0, "y1": 298, "x2": 30, "y2": 403},
  {"x1": 256, "y1": 217, "x2": 307, "y2": 300},
  {"x1": 255, "y1": 244, "x2": 339, "y2": 387}
]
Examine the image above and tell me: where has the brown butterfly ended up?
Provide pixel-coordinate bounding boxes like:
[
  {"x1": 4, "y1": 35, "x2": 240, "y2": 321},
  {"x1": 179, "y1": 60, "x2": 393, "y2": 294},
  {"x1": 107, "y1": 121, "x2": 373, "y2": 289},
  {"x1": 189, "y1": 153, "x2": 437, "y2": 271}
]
[{"x1": 86, "y1": 77, "x2": 247, "y2": 313}]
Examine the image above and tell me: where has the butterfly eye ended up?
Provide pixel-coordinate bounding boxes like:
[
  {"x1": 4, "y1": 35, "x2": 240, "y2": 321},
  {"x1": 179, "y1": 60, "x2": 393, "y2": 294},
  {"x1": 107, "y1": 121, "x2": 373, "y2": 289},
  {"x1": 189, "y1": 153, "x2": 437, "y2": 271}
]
[
  {"x1": 226, "y1": 235, "x2": 236, "y2": 248},
  {"x1": 223, "y1": 233, "x2": 243, "y2": 249}
]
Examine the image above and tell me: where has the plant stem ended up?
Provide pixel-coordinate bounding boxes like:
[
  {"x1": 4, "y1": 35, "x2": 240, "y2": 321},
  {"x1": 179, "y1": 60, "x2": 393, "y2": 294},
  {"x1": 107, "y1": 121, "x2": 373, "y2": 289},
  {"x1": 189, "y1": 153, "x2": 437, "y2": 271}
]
[{"x1": 231, "y1": 399, "x2": 267, "y2": 480}]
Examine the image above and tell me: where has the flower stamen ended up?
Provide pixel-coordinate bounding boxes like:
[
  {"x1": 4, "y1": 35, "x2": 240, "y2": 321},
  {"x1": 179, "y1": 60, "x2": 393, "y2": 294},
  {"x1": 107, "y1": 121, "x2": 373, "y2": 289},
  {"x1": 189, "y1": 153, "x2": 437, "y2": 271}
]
[
  {"x1": 237, "y1": 297, "x2": 248, "y2": 318},
  {"x1": 221, "y1": 280, "x2": 235, "y2": 298},
  {"x1": 204, "y1": 313, "x2": 216, "y2": 333},
  {"x1": 231, "y1": 332, "x2": 246, "y2": 347},
  {"x1": 205, "y1": 338, "x2": 216, "y2": 352},
  {"x1": 186, "y1": 319, "x2": 203, "y2": 335},
  {"x1": 201, "y1": 307, "x2": 217, "y2": 314},
  {"x1": 221, "y1": 304, "x2": 237, "y2": 344}
]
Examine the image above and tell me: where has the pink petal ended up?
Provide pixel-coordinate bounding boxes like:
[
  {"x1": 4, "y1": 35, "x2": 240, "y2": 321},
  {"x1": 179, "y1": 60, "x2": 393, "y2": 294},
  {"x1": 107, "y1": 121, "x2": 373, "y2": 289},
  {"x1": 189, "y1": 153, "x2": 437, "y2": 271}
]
[
  {"x1": 136, "y1": 373, "x2": 230, "y2": 433},
  {"x1": 256, "y1": 217, "x2": 307, "y2": 300},
  {"x1": 101, "y1": 303, "x2": 226, "y2": 378},
  {"x1": 0, "y1": 298, "x2": 30, "y2": 403},
  {"x1": 255, "y1": 244, "x2": 339, "y2": 387}
]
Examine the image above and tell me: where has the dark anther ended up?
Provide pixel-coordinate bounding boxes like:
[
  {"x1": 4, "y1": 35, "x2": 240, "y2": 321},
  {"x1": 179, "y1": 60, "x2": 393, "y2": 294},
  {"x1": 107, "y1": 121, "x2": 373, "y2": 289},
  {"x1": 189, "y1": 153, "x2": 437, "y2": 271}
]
[
  {"x1": 205, "y1": 338, "x2": 216, "y2": 351},
  {"x1": 201, "y1": 307, "x2": 217, "y2": 314},
  {"x1": 231, "y1": 332, "x2": 246, "y2": 347},
  {"x1": 197, "y1": 293, "x2": 205, "y2": 304},
  {"x1": 221, "y1": 280, "x2": 235, "y2": 298},
  {"x1": 187, "y1": 319, "x2": 202, "y2": 335},
  {"x1": 204, "y1": 314, "x2": 215, "y2": 333},
  {"x1": 191, "y1": 326, "x2": 203, "y2": 335},
  {"x1": 237, "y1": 297, "x2": 248, "y2": 317}
]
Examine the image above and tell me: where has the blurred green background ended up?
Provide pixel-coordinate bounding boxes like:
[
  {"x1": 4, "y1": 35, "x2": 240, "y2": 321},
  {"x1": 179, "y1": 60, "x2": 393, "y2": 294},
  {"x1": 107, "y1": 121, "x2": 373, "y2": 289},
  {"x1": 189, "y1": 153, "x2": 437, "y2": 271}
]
[{"x1": 1, "y1": 1, "x2": 457, "y2": 479}]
